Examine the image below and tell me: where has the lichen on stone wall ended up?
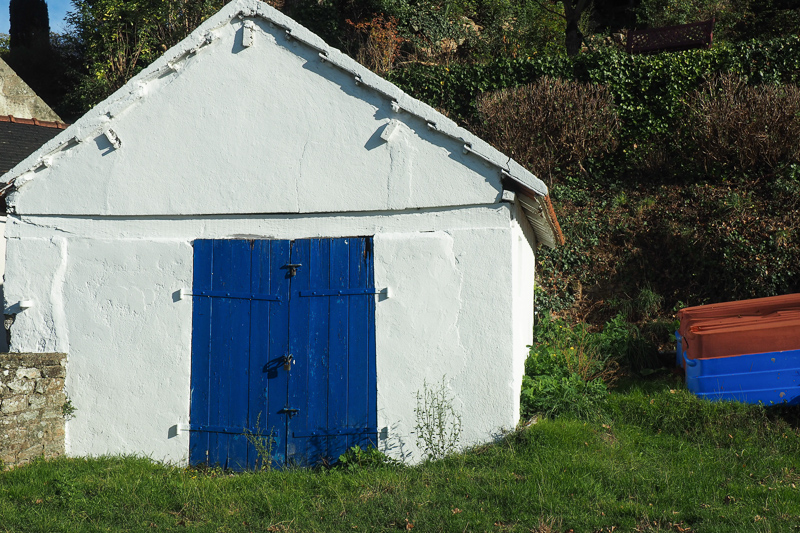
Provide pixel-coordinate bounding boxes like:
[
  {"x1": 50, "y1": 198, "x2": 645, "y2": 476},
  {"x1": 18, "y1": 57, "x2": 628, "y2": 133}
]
[{"x1": 0, "y1": 353, "x2": 66, "y2": 468}]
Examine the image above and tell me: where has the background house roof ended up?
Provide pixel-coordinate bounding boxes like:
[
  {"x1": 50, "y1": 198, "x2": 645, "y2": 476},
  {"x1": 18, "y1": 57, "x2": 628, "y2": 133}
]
[
  {"x1": 0, "y1": 58, "x2": 62, "y2": 123},
  {"x1": 0, "y1": 115, "x2": 67, "y2": 176}
]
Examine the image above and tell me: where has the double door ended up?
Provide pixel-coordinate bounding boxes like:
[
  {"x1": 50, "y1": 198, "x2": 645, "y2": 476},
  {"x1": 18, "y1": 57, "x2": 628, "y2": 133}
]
[{"x1": 189, "y1": 238, "x2": 377, "y2": 469}]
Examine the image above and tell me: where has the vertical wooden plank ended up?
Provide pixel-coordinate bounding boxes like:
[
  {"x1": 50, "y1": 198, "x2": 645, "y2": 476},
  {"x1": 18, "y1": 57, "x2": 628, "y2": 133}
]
[
  {"x1": 207, "y1": 241, "x2": 227, "y2": 467},
  {"x1": 366, "y1": 237, "x2": 378, "y2": 450},
  {"x1": 304, "y1": 238, "x2": 331, "y2": 463},
  {"x1": 265, "y1": 240, "x2": 291, "y2": 466},
  {"x1": 327, "y1": 238, "x2": 350, "y2": 460},
  {"x1": 346, "y1": 238, "x2": 371, "y2": 451},
  {"x1": 231, "y1": 240, "x2": 254, "y2": 470},
  {"x1": 189, "y1": 240, "x2": 213, "y2": 466},
  {"x1": 247, "y1": 241, "x2": 267, "y2": 469},
  {"x1": 247, "y1": 240, "x2": 285, "y2": 468},
  {"x1": 209, "y1": 240, "x2": 251, "y2": 469},
  {"x1": 287, "y1": 239, "x2": 312, "y2": 465}
]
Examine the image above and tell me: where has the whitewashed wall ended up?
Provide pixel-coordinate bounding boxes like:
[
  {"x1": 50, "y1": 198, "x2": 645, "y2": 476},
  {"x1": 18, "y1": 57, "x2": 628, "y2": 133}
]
[
  {"x1": 5, "y1": 205, "x2": 534, "y2": 463},
  {"x1": 0, "y1": 216, "x2": 7, "y2": 351},
  {"x1": 11, "y1": 15, "x2": 502, "y2": 217},
  {"x1": 3, "y1": 0, "x2": 539, "y2": 464}
]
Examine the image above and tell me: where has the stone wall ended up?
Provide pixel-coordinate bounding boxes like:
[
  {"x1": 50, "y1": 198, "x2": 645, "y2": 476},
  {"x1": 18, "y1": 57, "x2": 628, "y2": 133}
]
[{"x1": 0, "y1": 353, "x2": 66, "y2": 467}]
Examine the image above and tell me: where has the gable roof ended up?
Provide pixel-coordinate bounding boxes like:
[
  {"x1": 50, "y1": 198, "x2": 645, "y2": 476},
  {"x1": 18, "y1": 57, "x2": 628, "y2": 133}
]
[
  {"x1": 0, "y1": 58, "x2": 62, "y2": 122},
  {"x1": 1, "y1": 0, "x2": 563, "y2": 248}
]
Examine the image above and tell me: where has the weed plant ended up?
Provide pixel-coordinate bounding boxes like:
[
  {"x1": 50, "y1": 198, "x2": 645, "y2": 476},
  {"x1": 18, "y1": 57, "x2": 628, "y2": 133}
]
[
  {"x1": 336, "y1": 445, "x2": 399, "y2": 471},
  {"x1": 522, "y1": 313, "x2": 629, "y2": 420},
  {"x1": 414, "y1": 377, "x2": 462, "y2": 460},
  {"x1": 243, "y1": 417, "x2": 275, "y2": 472}
]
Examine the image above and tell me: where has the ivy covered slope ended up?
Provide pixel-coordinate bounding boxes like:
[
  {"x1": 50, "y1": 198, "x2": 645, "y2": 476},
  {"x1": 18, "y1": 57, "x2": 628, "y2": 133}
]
[{"x1": 389, "y1": 37, "x2": 800, "y2": 346}]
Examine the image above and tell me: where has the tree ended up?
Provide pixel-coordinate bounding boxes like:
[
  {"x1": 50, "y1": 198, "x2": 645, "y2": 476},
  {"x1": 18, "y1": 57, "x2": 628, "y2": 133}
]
[
  {"x1": 529, "y1": 0, "x2": 591, "y2": 56},
  {"x1": 562, "y1": 0, "x2": 590, "y2": 56},
  {"x1": 65, "y1": 0, "x2": 229, "y2": 112},
  {"x1": 9, "y1": 0, "x2": 50, "y2": 51},
  {"x1": 5, "y1": 0, "x2": 66, "y2": 120}
]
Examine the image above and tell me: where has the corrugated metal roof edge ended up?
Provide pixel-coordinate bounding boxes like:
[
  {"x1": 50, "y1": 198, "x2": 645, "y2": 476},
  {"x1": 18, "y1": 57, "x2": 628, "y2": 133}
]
[
  {"x1": 2, "y1": 0, "x2": 562, "y2": 247},
  {"x1": 514, "y1": 189, "x2": 564, "y2": 249}
]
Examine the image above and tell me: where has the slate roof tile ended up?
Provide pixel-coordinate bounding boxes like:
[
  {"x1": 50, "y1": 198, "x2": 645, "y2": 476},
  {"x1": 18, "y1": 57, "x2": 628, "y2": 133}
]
[{"x1": 0, "y1": 115, "x2": 67, "y2": 177}]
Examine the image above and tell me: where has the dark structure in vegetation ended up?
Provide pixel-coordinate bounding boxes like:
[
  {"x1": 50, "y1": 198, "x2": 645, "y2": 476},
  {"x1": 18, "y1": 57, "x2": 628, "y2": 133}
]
[{"x1": 9, "y1": 0, "x2": 50, "y2": 51}]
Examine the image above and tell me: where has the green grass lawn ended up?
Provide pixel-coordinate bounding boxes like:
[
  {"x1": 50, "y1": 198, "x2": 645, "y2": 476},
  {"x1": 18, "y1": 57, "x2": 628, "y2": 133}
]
[{"x1": 1, "y1": 377, "x2": 799, "y2": 532}]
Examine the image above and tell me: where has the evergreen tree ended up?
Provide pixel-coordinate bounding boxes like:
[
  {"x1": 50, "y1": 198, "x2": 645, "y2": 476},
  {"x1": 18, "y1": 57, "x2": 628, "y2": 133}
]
[{"x1": 9, "y1": 0, "x2": 50, "y2": 51}]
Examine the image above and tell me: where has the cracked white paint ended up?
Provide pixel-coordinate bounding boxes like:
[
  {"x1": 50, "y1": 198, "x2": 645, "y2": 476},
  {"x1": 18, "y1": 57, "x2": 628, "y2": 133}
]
[
  {"x1": 386, "y1": 121, "x2": 416, "y2": 210},
  {"x1": 2, "y1": 0, "x2": 541, "y2": 465},
  {"x1": 5, "y1": 236, "x2": 69, "y2": 353},
  {"x1": 49, "y1": 238, "x2": 69, "y2": 354}
]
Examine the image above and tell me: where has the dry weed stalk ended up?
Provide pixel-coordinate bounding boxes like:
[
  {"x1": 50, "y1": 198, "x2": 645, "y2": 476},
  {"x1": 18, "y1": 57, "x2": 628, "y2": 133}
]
[{"x1": 346, "y1": 15, "x2": 405, "y2": 74}]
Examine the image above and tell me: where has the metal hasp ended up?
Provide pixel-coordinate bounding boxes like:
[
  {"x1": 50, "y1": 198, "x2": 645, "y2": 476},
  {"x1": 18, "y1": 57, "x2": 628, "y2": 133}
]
[
  {"x1": 283, "y1": 263, "x2": 302, "y2": 277},
  {"x1": 279, "y1": 406, "x2": 300, "y2": 418}
]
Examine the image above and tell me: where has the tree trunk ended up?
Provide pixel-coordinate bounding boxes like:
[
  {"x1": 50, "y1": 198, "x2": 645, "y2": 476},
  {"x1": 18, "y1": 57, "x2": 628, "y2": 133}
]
[
  {"x1": 562, "y1": 0, "x2": 589, "y2": 57},
  {"x1": 565, "y1": 19, "x2": 583, "y2": 56}
]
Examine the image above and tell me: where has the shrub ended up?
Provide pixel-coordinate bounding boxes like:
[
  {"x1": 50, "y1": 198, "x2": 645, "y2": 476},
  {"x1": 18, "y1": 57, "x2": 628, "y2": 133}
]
[
  {"x1": 346, "y1": 15, "x2": 405, "y2": 74},
  {"x1": 685, "y1": 74, "x2": 800, "y2": 172},
  {"x1": 615, "y1": 284, "x2": 663, "y2": 322},
  {"x1": 521, "y1": 314, "x2": 619, "y2": 420},
  {"x1": 477, "y1": 76, "x2": 619, "y2": 183},
  {"x1": 529, "y1": 316, "x2": 618, "y2": 385},
  {"x1": 598, "y1": 314, "x2": 658, "y2": 373},
  {"x1": 520, "y1": 373, "x2": 608, "y2": 421},
  {"x1": 336, "y1": 445, "x2": 399, "y2": 470}
]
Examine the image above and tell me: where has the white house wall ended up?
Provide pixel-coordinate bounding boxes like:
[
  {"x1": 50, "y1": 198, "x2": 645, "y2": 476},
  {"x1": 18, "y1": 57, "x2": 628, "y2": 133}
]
[
  {"x1": 510, "y1": 202, "x2": 537, "y2": 423},
  {"x1": 0, "y1": 215, "x2": 7, "y2": 351},
  {"x1": 11, "y1": 16, "x2": 501, "y2": 218},
  {"x1": 374, "y1": 228, "x2": 516, "y2": 460},
  {"x1": 2, "y1": 0, "x2": 544, "y2": 465},
  {"x1": 5, "y1": 205, "x2": 528, "y2": 463}
]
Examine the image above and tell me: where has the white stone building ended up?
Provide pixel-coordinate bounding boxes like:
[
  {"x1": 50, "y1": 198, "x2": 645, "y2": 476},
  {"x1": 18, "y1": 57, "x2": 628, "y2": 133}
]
[{"x1": 0, "y1": 0, "x2": 562, "y2": 467}]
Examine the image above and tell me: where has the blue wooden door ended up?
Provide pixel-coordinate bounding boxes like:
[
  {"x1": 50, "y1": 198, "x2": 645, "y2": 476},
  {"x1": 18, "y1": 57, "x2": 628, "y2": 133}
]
[{"x1": 189, "y1": 238, "x2": 377, "y2": 469}]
